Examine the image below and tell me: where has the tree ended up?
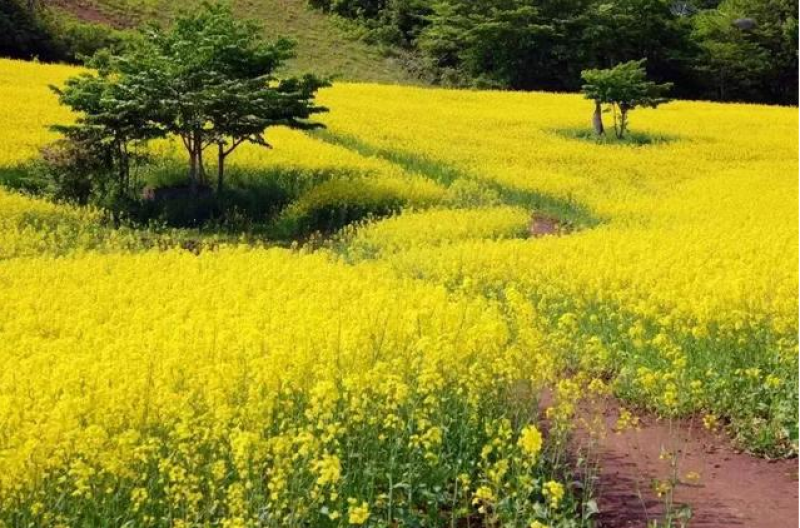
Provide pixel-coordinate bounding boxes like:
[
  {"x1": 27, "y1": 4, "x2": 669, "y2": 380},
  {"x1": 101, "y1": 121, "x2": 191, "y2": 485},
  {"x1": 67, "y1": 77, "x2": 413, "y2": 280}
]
[
  {"x1": 580, "y1": 0, "x2": 697, "y2": 96},
  {"x1": 0, "y1": 0, "x2": 64, "y2": 61},
  {"x1": 307, "y1": 0, "x2": 796, "y2": 104},
  {"x1": 205, "y1": 74, "x2": 328, "y2": 192},
  {"x1": 692, "y1": 0, "x2": 798, "y2": 104},
  {"x1": 126, "y1": 2, "x2": 327, "y2": 192},
  {"x1": 581, "y1": 60, "x2": 672, "y2": 138},
  {"x1": 419, "y1": 0, "x2": 569, "y2": 89},
  {"x1": 51, "y1": 54, "x2": 164, "y2": 212},
  {"x1": 55, "y1": 1, "x2": 328, "y2": 197}
]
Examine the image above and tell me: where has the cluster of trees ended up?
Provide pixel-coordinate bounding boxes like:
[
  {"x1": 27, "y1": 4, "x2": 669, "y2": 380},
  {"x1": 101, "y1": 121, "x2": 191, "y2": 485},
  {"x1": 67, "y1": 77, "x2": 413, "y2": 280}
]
[
  {"x1": 48, "y1": 3, "x2": 327, "y2": 214},
  {"x1": 310, "y1": 0, "x2": 798, "y2": 105},
  {"x1": 1, "y1": 0, "x2": 124, "y2": 63},
  {"x1": 0, "y1": 0, "x2": 62, "y2": 61}
]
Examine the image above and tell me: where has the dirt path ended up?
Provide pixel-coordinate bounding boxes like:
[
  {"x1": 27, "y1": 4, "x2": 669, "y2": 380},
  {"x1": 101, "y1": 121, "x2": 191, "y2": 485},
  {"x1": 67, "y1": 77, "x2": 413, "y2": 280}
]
[
  {"x1": 529, "y1": 214, "x2": 563, "y2": 237},
  {"x1": 575, "y1": 400, "x2": 798, "y2": 527}
]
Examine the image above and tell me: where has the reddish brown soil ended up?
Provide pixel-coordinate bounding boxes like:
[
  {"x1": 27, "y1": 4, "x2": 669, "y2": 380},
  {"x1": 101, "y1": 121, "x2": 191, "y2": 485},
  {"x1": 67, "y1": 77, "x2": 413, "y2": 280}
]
[
  {"x1": 50, "y1": 0, "x2": 131, "y2": 28},
  {"x1": 575, "y1": 400, "x2": 798, "y2": 528},
  {"x1": 530, "y1": 214, "x2": 562, "y2": 237}
]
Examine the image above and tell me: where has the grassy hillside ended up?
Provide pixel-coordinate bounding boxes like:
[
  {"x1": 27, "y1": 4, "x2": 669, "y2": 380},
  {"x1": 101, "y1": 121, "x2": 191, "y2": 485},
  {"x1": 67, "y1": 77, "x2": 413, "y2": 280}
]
[{"x1": 49, "y1": 0, "x2": 415, "y2": 83}]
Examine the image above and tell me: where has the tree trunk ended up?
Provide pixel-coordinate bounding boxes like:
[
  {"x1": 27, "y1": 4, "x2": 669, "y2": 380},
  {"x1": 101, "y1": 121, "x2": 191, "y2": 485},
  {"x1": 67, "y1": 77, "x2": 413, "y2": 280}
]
[
  {"x1": 116, "y1": 139, "x2": 130, "y2": 195},
  {"x1": 619, "y1": 107, "x2": 628, "y2": 139},
  {"x1": 117, "y1": 140, "x2": 126, "y2": 189},
  {"x1": 189, "y1": 147, "x2": 198, "y2": 193},
  {"x1": 186, "y1": 130, "x2": 205, "y2": 191},
  {"x1": 121, "y1": 143, "x2": 129, "y2": 194},
  {"x1": 592, "y1": 101, "x2": 605, "y2": 136},
  {"x1": 195, "y1": 131, "x2": 205, "y2": 187},
  {"x1": 217, "y1": 144, "x2": 225, "y2": 194},
  {"x1": 198, "y1": 145, "x2": 206, "y2": 184}
]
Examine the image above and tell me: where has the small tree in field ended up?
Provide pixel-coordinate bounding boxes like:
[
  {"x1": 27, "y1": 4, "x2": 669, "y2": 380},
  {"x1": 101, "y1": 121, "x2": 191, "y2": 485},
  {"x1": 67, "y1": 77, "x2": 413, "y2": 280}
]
[
  {"x1": 205, "y1": 73, "x2": 328, "y2": 192},
  {"x1": 581, "y1": 60, "x2": 672, "y2": 139},
  {"x1": 50, "y1": 54, "x2": 164, "y2": 213},
  {"x1": 121, "y1": 2, "x2": 329, "y2": 192},
  {"x1": 55, "y1": 1, "x2": 328, "y2": 196}
]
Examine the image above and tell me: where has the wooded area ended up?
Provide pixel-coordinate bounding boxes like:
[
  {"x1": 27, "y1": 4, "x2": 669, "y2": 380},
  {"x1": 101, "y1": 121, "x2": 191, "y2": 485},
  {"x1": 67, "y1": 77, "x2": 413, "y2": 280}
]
[{"x1": 311, "y1": 0, "x2": 799, "y2": 105}]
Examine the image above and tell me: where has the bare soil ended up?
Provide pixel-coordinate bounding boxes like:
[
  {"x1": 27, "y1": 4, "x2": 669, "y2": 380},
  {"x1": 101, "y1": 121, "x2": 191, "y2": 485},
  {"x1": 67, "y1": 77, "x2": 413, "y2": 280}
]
[
  {"x1": 530, "y1": 214, "x2": 562, "y2": 237},
  {"x1": 50, "y1": 0, "x2": 131, "y2": 28},
  {"x1": 575, "y1": 400, "x2": 798, "y2": 528}
]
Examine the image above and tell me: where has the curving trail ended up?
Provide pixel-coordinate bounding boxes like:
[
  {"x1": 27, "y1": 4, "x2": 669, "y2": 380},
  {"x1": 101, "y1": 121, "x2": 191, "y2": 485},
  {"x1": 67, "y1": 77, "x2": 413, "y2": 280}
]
[{"x1": 579, "y1": 400, "x2": 798, "y2": 528}]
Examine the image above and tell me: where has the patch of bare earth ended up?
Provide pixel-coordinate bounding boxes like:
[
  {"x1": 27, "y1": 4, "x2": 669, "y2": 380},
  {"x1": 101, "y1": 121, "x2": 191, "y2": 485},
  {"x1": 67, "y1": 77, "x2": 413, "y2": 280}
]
[
  {"x1": 574, "y1": 399, "x2": 798, "y2": 527},
  {"x1": 530, "y1": 214, "x2": 563, "y2": 237},
  {"x1": 49, "y1": 0, "x2": 132, "y2": 28}
]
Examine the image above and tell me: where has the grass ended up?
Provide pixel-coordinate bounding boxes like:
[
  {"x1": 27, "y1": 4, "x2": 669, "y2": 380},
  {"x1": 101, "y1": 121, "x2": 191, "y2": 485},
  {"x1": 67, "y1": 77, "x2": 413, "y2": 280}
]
[
  {"x1": 554, "y1": 127, "x2": 680, "y2": 146},
  {"x1": 49, "y1": 0, "x2": 417, "y2": 83}
]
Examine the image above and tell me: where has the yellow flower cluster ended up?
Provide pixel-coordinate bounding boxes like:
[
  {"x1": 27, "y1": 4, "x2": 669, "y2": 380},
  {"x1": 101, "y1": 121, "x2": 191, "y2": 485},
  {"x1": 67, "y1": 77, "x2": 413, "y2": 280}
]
[
  {"x1": 0, "y1": 247, "x2": 558, "y2": 525},
  {"x1": 318, "y1": 82, "x2": 798, "y2": 454},
  {"x1": 320, "y1": 83, "x2": 797, "y2": 337},
  {"x1": 347, "y1": 498, "x2": 370, "y2": 525},
  {"x1": 543, "y1": 481, "x2": 565, "y2": 509},
  {"x1": 343, "y1": 206, "x2": 529, "y2": 258},
  {"x1": 518, "y1": 425, "x2": 544, "y2": 458},
  {"x1": 0, "y1": 60, "x2": 76, "y2": 165},
  {"x1": 0, "y1": 56, "x2": 796, "y2": 525}
]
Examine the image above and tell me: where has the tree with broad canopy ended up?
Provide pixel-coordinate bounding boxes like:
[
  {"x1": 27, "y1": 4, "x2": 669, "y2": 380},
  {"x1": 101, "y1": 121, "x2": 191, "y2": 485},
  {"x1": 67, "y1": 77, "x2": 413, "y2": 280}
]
[{"x1": 581, "y1": 59, "x2": 672, "y2": 139}]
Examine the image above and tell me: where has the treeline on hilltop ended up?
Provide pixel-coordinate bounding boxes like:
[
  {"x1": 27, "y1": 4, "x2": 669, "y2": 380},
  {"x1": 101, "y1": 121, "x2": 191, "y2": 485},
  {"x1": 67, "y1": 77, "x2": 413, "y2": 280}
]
[
  {"x1": 2, "y1": 0, "x2": 797, "y2": 105},
  {"x1": 310, "y1": 0, "x2": 799, "y2": 105}
]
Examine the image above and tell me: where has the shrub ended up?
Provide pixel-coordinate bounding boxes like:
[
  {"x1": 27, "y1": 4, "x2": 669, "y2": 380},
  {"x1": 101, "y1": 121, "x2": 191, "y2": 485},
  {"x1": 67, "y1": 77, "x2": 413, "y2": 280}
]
[
  {"x1": 55, "y1": 19, "x2": 127, "y2": 62},
  {"x1": 37, "y1": 132, "x2": 116, "y2": 206},
  {"x1": 275, "y1": 175, "x2": 445, "y2": 237}
]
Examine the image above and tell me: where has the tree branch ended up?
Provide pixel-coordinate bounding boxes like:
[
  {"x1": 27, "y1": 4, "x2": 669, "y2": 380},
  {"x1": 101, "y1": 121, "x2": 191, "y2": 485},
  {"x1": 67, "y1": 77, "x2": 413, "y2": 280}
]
[{"x1": 222, "y1": 137, "x2": 248, "y2": 156}]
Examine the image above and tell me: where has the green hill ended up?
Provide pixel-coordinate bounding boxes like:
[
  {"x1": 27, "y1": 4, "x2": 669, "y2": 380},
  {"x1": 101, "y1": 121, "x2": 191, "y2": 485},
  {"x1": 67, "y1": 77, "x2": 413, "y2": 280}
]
[{"x1": 49, "y1": 0, "x2": 416, "y2": 83}]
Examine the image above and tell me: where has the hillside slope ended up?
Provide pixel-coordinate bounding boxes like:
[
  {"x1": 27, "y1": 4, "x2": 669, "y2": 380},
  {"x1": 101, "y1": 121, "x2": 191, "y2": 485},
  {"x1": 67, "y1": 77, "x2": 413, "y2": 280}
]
[{"x1": 50, "y1": 0, "x2": 415, "y2": 83}]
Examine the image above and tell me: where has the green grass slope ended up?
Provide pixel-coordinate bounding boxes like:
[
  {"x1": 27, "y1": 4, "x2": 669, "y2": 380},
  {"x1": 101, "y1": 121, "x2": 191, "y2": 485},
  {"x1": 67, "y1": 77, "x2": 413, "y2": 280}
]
[{"x1": 50, "y1": 0, "x2": 415, "y2": 83}]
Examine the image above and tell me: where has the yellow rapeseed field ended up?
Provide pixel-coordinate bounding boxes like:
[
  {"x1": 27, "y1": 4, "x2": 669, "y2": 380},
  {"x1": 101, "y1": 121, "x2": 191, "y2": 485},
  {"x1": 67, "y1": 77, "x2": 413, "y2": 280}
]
[{"x1": 0, "y1": 58, "x2": 796, "y2": 526}]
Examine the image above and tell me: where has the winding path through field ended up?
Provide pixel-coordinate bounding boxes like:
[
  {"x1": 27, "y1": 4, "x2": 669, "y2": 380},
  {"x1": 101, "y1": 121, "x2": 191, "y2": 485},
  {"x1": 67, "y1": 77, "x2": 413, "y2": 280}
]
[
  {"x1": 308, "y1": 126, "x2": 799, "y2": 527},
  {"x1": 582, "y1": 401, "x2": 798, "y2": 528}
]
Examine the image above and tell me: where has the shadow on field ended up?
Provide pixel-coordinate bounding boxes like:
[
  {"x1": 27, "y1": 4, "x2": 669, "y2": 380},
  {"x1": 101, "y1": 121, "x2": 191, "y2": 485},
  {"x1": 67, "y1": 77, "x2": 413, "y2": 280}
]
[
  {"x1": 310, "y1": 129, "x2": 602, "y2": 230},
  {"x1": 0, "y1": 163, "x2": 44, "y2": 193},
  {"x1": 0, "y1": 159, "x2": 408, "y2": 242},
  {"x1": 552, "y1": 127, "x2": 681, "y2": 146}
]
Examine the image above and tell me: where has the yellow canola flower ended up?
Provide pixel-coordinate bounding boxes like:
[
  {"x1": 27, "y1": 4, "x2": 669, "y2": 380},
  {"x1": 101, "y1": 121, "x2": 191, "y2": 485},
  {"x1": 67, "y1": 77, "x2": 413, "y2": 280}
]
[
  {"x1": 472, "y1": 485, "x2": 495, "y2": 506},
  {"x1": 518, "y1": 425, "x2": 544, "y2": 458},
  {"x1": 543, "y1": 480, "x2": 565, "y2": 509},
  {"x1": 314, "y1": 454, "x2": 342, "y2": 486},
  {"x1": 0, "y1": 57, "x2": 796, "y2": 524},
  {"x1": 347, "y1": 499, "x2": 370, "y2": 525}
]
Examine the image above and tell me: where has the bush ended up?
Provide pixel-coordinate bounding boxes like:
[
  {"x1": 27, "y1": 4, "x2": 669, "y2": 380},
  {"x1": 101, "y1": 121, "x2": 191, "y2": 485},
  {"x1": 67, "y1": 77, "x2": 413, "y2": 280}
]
[
  {"x1": 37, "y1": 134, "x2": 115, "y2": 206},
  {"x1": 55, "y1": 19, "x2": 127, "y2": 62},
  {"x1": 132, "y1": 179, "x2": 293, "y2": 231}
]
